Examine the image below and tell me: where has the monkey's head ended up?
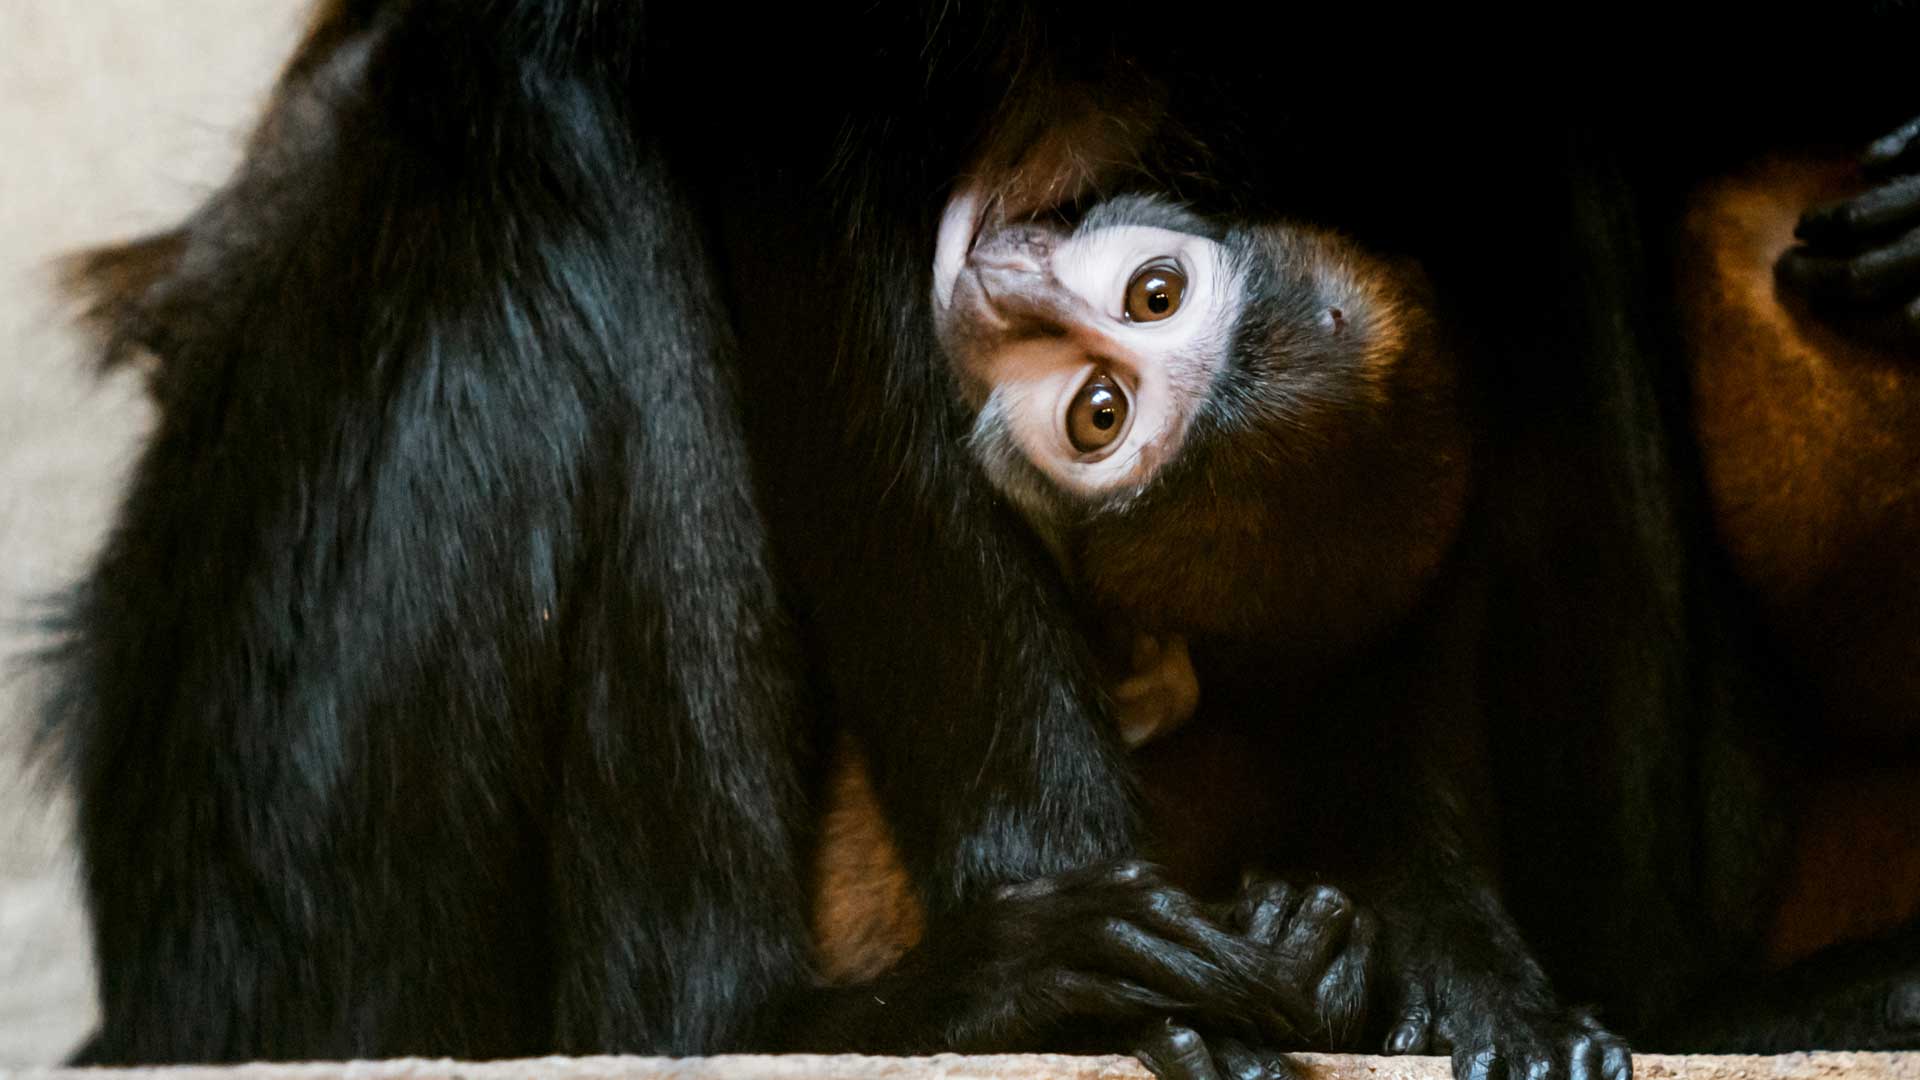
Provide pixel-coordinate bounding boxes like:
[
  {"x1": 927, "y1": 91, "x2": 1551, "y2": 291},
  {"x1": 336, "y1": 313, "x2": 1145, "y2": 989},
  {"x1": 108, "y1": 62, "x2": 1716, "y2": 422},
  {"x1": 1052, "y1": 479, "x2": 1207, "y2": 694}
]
[{"x1": 934, "y1": 192, "x2": 1472, "y2": 673}]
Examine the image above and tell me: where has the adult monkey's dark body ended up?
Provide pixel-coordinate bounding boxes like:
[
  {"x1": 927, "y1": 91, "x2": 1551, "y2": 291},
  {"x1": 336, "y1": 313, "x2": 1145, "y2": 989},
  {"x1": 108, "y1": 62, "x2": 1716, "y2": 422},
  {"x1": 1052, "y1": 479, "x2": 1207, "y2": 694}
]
[
  {"x1": 50, "y1": 0, "x2": 1355, "y2": 1069},
  {"x1": 59, "y1": 2, "x2": 818, "y2": 1059},
  {"x1": 41, "y1": 0, "x2": 1920, "y2": 1073}
]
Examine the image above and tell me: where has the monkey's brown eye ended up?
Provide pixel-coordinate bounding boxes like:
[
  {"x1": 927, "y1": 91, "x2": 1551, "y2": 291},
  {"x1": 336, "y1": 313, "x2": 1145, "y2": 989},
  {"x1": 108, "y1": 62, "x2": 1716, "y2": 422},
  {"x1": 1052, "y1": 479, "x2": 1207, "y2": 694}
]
[
  {"x1": 1066, "y1": 371, "x2": 1130, "y2": 454},
  {"x1": 1124, "y1": 263, "x2": 1186, "y2": 322}
]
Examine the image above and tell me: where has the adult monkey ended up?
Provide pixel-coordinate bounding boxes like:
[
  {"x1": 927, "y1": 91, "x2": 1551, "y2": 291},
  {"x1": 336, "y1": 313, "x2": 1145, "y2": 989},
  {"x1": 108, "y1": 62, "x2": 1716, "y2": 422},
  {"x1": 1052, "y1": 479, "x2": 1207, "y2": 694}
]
[
  {"x1": 44, "y1": 0, "x2": 1920, "y2": 1075},
  {"x1": 50, "y1": 0, "x2": 1359, "y2": 1071}
]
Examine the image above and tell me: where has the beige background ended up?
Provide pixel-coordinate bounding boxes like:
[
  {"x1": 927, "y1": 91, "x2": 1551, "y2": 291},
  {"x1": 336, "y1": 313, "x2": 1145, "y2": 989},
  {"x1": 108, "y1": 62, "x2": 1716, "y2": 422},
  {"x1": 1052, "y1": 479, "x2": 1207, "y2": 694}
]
[{"x1": 0, "y1": 0, "x2": 310, "y2": 1064}]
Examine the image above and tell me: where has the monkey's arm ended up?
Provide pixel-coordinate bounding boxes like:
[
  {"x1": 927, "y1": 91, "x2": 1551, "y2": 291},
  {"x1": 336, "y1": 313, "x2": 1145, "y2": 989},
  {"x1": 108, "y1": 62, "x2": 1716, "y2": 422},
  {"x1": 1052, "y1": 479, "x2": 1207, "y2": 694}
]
[
  {"x1": 1365, "y1": 849, "x2": 1630, "y2": 1080},
  {"x1": 1309, "y1": 621, "x2": 1631, "y2": 1080},
  {"x1": 1337, "y1": 730, "x2": 1630, "y2": 1080}
]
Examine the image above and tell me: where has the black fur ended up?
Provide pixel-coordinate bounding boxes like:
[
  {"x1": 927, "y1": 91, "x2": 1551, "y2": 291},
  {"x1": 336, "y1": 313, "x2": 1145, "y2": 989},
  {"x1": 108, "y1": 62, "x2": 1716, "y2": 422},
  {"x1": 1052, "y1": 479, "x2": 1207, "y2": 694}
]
[
  {"x1": 43, "y1": 0, "x2": 1325, "y2": 1066},
  {"x1": 52, "y1": 8, "x2": 815, "y2": 1058},
  {"x1": 40, "y1": 0, "x2": 1920, "y2": 1069}
]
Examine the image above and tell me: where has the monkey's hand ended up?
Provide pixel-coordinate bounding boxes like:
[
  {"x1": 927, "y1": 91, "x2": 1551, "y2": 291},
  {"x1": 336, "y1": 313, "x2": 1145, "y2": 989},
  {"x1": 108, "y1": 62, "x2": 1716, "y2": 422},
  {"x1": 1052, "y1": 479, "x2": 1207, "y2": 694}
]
[
  {"x1": 787, "y1": 859, "x2": 1306, "y2": 1070},
  {"x1": 1226, "y1": 879, "x2": 1378, "y2": 1048},
  {"x1": 1131, "y1": 878, "x2": 1379, "y2": 1080},
  {"x1": 1777, "y1": 116, "x2": 1920, "y2": 346},
  {"x1": 1113, "y1": 634, "x2": 1201, "y2": 749}
]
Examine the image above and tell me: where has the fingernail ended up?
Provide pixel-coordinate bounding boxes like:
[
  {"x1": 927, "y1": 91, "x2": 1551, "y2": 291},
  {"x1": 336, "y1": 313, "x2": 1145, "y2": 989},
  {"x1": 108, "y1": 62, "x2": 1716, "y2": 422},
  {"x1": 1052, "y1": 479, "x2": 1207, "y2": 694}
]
[{"x1": 1387, "y1": 1024, "x2": 1419, "y2": 1054}]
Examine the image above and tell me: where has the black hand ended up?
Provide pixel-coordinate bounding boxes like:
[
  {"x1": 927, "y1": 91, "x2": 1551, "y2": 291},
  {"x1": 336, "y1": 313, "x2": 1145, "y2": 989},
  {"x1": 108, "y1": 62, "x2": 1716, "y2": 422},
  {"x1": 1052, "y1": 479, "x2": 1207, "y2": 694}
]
[
  {"x1": 1777, "y1": 114, "x2": 1920, "y2": 345},
  {"x1": 1135, "y1": 876, "x2": 1385, "y2": 1080},
  {"x1": 1224, "y1": 878, "x2": 1378, "y2": 1049},
  {"x1": 788, "y1": 860, "x2": 1289, "y2": 1055}
]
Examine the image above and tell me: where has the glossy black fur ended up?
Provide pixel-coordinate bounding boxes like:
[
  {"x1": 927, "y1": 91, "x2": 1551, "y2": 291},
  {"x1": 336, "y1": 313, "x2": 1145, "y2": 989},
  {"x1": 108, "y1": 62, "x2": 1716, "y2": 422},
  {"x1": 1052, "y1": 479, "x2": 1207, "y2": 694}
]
[
  {"x1": 51, "y1": 6, "x2": 817, "y2": 1059},
  {"x1": 42, "y1": 0, "x2": 1353, "y2": 1066},
  {"x1": 38, "y1": 0, "x2": 1920, "y2": 1070}
]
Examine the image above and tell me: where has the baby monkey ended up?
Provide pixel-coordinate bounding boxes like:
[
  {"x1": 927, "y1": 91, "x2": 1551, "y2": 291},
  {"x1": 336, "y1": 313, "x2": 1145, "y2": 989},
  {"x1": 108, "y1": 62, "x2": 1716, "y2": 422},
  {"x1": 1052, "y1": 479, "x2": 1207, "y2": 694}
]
[
  {"x1": 933, "y1": 191, "x2": 1469, "y2": 736},
  {"x1": 932, "y1": 193, "x2": 1632, "y2": 1080}
]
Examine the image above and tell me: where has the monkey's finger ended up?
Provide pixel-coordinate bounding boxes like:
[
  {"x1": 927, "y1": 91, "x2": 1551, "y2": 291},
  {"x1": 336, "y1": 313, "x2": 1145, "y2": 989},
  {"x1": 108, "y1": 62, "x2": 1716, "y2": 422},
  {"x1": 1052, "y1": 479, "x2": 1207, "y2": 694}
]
[
  {"x1": 1046, "y1": 970, "x2": 1188, "y2": 1019},
  {"x1": 1214, "y1": 1037, "x2": 1306, "y2": 1080},
  {"x1": 1864, "y1": 116, "x2": 1920, "y2": 175},
  {"x1": 1086, "y1": 916, "x2": 1249, "y2": 1009},
  {"x1": 1795, "y1": 176, "x2": 1920, "y2": 246},
  {"x1": 1090, "y1": 889, "x2": 1317, "y2": 1041},
  {"x1": 1565, "y1": 1031, "x2": 1603, "y2": 1080},
  {"x1": 1316, "y1": 911, "x2": 1377, "y2": 1046},
  {"x1": 1232, "y1": 879, "x2": 1299, "y2": 944},
  {"x1": 995, "y1": 857, "x2": 1160, "y2": 902},
  {"x1": 1273, "y1": 885, "x2": 1354, "y2": 975},
  {"x1": 1455, "y1": 1045, "x2": 1505, "y2": 1080},
  {"x1": 1133, "y1": 911, "x2": 1313, "y2": 1034},
  {"x1": 1134, "y1": 1022, "x2": 1226, "y2": 1080},
  {"x1": 1090, "y1": 922, "x2": 1309, "y2": 1048},
  {"x1": 1385, "y1": 982, "x2": 1434, "y2": 1055},
  {"x1": 1777, "y1": 225, "x2": 1920, "y2": 305},
  {"x1": 1600, "y1": 1038, "x2": 1632, "y2": 1080}
]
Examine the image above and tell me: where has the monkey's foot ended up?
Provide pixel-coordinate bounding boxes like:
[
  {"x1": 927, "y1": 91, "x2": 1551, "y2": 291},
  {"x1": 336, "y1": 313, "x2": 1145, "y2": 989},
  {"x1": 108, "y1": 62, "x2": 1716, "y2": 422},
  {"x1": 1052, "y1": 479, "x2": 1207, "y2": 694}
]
[
  {"x1": 1113, "y1": 634, "x2": 1200, "y2": 749},
  {"x1": 1382, "y1": 991, "x2": 1629, "y2": 1080}
]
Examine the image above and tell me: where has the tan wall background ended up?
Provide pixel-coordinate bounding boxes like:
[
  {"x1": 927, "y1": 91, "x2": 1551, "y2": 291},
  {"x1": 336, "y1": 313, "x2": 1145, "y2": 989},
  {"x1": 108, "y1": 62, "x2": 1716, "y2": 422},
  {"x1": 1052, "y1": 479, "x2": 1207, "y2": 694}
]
[{"x1": 0, "y1": 1, "x2": 310, "y2": 1064}]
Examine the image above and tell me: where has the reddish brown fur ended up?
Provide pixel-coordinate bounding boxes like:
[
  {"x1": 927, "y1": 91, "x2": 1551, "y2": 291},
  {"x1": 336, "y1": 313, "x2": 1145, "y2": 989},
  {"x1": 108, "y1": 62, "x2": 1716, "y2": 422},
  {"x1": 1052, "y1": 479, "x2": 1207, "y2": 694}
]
[
  {"x1": 1682, "y1": 154, "x2": 1920, "y2": 964},
  {"x1": 61, "y1": 231, "x2": 184, "y2": 373},
  {"x1": 1766, "y1": 762, "x2": 1920, "y2": 966},
  {"x1": 1681, "y1": 156, "x2": 1920, "y2": 751},
  {"x1": 810, "y1": 736, "x2": 926, "y2": 983}
]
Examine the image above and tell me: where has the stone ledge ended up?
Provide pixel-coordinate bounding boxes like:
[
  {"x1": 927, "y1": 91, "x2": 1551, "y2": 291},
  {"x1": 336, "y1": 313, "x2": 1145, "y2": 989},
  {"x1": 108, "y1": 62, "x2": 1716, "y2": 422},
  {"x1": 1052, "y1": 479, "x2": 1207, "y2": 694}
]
[{"x1": 6, "y1": 1054, "x2": 1917, "y2": 1080}]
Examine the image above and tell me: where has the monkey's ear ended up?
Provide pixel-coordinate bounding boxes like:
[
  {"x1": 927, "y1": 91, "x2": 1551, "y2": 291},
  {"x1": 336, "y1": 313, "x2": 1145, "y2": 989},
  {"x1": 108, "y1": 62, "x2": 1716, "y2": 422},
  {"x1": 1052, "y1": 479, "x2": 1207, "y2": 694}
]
[
  {"x1": 969, "y1": 75, "x2": 1167, "y2": 226},
  {"x1": 60, "y1": 229, "x2": 186, "y2": 372}
]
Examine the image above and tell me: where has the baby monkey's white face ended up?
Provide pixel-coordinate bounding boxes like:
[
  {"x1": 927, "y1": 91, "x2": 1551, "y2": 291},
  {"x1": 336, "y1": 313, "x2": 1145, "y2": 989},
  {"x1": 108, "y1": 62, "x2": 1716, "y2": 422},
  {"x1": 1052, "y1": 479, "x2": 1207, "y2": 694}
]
[
  {"x1": 932, "y1": 189, "x2": 1245, "y2": 506},
  {"x1": 933, "y1": 184, "x2": 1470, "y2": 678}
]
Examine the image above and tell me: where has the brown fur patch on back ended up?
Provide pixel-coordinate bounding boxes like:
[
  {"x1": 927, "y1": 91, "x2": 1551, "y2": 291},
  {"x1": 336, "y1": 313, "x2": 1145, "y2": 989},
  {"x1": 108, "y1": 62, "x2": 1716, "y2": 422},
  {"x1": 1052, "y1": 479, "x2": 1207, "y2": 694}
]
[
  {"x1": 1685, "y1": 155, "x2": 1920, "y2": 966},
  {"x1": 1767, "y1": 761, "x2": 1920, "y2": 966},
  {"x1": 1680, "y1": 155, "x2": 1920, "y2": 750},
  {"x1": 810, "y1": 735, "x2": 926, "y2": 984}
]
